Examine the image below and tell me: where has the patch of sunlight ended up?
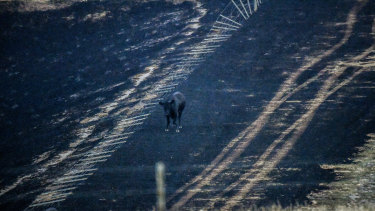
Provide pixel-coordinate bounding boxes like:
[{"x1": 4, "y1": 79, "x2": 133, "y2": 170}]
[
  {"x1": 10, "y1": 0, "x2": 89, "y2": 12},
  {"x1": 82, "y1": 11, "x2": 110, "y2": 22},
  {"x1": 131, "y1": 63, "x2": 159, "y2": 87}
]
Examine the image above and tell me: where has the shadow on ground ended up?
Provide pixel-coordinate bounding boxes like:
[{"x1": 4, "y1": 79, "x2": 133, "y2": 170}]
[{"x1": 1, "y1": 0, "x2": 375, "y2": 210}]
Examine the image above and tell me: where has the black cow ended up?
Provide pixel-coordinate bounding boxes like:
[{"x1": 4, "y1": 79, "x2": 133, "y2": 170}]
[{"x1": 159, "y1": 91, "x2": 185, "y2": 132}]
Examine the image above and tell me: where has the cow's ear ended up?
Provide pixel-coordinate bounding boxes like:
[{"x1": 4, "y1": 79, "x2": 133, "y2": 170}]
[
  {"x1": 169, "y1": 99, "x2": 175, "y2": 104},
  {"x1": 159, "y1": 101, "x2": 164, "y2": 105}
]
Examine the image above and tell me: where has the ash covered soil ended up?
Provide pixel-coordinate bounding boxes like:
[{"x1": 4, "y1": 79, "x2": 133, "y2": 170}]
[{"x1": 1, "y1": 0, "x2": 375, "y2": 210}]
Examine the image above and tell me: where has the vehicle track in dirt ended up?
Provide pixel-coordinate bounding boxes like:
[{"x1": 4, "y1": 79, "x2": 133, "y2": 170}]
[{"x1": 1, "y1": 0, "x2": 375, "y2": 210}]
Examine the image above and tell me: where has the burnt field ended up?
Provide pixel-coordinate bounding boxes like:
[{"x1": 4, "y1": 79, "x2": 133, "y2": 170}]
[{"x1": 1, "y1": 0, "x2": 375, "y2": 210}]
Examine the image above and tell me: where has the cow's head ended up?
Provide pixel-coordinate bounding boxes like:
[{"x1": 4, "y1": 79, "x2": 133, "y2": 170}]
[{"x1": 159, "y1": 100, "x2": 175, "y2": 117}]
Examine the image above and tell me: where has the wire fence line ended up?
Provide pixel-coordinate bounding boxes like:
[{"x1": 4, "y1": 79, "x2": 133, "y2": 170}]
[{"x1": 27, "y1": 0, "x2": 264, "y2": 209}]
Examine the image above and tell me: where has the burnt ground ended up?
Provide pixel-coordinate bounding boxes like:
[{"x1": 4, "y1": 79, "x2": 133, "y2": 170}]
[{"x1": 1, "y1": 0, "x2": 375, "y2": 210}]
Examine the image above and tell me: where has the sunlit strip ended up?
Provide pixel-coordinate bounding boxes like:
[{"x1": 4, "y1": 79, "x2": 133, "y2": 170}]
[
  {"x1": 212, "y1": 25, "x2": 238, "y2": 31},
  {"x1": 206, "y1": 34, "x2": 233, "y2": 38},
  {"x1": 247, "y1": 0, "x2": 253, "y2": 15},
  {"x1": 253, "y1": 0, "x2": 260, "y2": 12},
  {"x1": 201, "y1": 38, "x2": 229, "y2": 44},
  {"x1": 216, "y1": 20, "x2": 241, "y2": 29},
  {"x1": 220, "y1": 14, "x2": 242, "y2": 26},
  {"x1": 203, "y1": 36, "x2": 231, "y2": 41},
  {"x1": 239, "y1": 0, "x2": 250, "y2": 18},
  {"x1": 231, "y1": 0, "x2": 248, "y2": 20},
  {"x1": 182, "y1": 51, "x2": 216, "y2": 55}
]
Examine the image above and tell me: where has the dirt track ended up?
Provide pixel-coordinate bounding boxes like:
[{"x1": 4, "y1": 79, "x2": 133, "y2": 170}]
[{"x1": 1, "y1": 0, "x2": 375, "y2": 210}]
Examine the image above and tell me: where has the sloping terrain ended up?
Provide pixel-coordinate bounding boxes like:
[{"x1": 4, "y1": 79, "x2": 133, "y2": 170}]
[{"x1": 0, "y1": 0, "x2": 375, "y2": 210}]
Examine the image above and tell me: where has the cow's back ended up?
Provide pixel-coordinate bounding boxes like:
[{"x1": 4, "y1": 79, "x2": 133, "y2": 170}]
[
  {"x1": 173, "y1": 92, "x2": 185, "y2": 103},
  {"x1": 171, "y1": 92, "x2": 185, "y2": 111}
]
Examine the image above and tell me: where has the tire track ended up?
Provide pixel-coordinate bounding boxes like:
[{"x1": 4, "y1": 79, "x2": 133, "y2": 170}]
[
  {"x1": 169, "y1": 0, "x2": 369, "y2": 209},
  {"x1": 222, "y1": 61, "x2": 373, "y2": 210},
  {"x1": 213, "y1": 28, "x2": 375, "y2": 208}
]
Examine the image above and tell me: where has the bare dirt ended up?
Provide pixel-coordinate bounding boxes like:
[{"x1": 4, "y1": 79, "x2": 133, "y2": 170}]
[{"x1": 1, "y1": 0, "x2": 375, "y2": 210}]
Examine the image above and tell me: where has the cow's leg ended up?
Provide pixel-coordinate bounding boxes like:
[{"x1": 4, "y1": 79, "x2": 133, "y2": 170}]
[
  {"x1": 165, "y1": 116, "x2": 170, "y2": 132},
  {"x1": 178, "y1": 111, "x2": 183, "y2": 129},
  {"x1": 173, "y1": 117, "x2": 180, "y2": 132}
]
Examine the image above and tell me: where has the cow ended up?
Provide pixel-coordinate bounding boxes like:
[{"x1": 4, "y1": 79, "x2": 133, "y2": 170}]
[{"x1": 159, "y1": 91, "x2": 185, "y2": 132}]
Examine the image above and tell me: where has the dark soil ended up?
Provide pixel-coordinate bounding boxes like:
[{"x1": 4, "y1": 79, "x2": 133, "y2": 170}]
[{"x1": 1, "y1": 0, "x2": 375, "y2": 210}]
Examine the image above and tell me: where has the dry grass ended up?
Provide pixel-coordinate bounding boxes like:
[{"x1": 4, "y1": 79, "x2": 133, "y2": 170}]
[
  {"x1": 307, "y1": 134, "x2": 375, "y2": 208},
  {"x1": 241, "y1": 204, "x2": 375, "y2": 211},
  {"x1": 0, "y1": 0, "x2": 87, "y2": 12},
  {"x1": 237, "y1": 134, "x2": 375, "y2": 211},
  {"x1": 0, "y1": 0, "x2": 199, "y2": 13}
]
